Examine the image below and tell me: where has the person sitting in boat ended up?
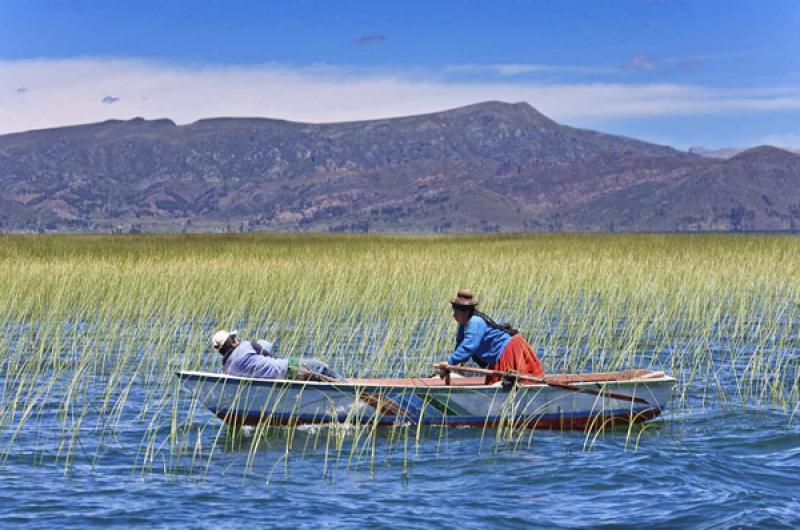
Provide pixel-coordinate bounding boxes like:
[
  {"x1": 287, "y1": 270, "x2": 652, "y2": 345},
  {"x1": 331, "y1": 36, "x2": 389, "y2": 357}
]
[
  {"x1": 435, "y1": 289, "x2": 544, "y2": 384},
  {"x1": 210, "y1": 329, "x2": 341, "y2": 381}
]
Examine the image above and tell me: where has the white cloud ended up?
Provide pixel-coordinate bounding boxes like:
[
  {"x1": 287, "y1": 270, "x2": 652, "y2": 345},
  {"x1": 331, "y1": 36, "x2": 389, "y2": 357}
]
[
  {"x1": 0, "y1": 58, "x2": 798, "y2": 135},
  {"x1": 626, "y1": 54, "x2": 658, "y2": 71}
]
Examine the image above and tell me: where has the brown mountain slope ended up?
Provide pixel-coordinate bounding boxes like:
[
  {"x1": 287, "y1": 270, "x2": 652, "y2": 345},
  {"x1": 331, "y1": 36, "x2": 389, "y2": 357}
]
[
  {"x1": 0, "y1": 102, "x2": 797, "y2": 232},
  {"x1": 558, "y1": 146, "x2": 800, "y2": 231}
]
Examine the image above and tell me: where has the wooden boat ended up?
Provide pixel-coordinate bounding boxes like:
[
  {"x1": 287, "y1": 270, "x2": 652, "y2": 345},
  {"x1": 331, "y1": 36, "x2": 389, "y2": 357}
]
[{"x1": 176, "y1": 367, "x2": 675, "y2": 430}]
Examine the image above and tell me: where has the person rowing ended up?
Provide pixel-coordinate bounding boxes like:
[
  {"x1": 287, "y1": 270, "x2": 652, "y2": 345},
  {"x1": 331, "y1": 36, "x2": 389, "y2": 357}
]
[
  {"x1": 211, "y1": 329, "x2": 342, "y2": 381},
  {"x1": 434, "y1": 289, "x2": 543, "y2": 384}
]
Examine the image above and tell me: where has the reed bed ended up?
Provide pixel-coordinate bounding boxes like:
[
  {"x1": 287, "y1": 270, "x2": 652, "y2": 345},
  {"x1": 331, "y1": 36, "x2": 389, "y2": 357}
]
[{"x1": 1, "y1": 233, "x2": 798, "y2": 477}]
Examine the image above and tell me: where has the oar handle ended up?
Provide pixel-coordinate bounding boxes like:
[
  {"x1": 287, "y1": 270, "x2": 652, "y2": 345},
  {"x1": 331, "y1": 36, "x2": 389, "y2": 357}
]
[{"x1": 435, "y1": 363, "x2": 546, "y2": 383}]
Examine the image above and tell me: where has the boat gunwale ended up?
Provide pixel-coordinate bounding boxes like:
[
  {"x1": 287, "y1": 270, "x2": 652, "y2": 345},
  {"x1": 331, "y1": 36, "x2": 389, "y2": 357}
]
[{"x1": 176, "y1": 369, "x2": 677, "y2": 391}]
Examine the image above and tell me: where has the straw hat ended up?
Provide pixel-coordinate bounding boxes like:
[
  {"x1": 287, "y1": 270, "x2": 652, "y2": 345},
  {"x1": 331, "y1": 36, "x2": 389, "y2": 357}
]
[
  {"x1": 211, "y1": 329, "x2": 238, "y2": 350},
  {"x1": 450, "y1": 288, "x2": 478, "y2": 307}
]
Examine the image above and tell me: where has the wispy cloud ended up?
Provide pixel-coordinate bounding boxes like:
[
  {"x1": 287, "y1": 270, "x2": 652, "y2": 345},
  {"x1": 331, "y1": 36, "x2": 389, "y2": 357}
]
[
  {"x1": 444, "y1": 63, "x2": 616, "y2": 77},
  {"x1": 0, "y1": 58, "x2": 798, "y2": 135},
  {"x1": 451, "y1": 53, "x2": 745, "y2": 79},
  {"x1": 354, "y1": 34, "x2": 386, "y2": 45},
  {"x1": 626, "y1": 54, "x2": 659, "y2": 71}
]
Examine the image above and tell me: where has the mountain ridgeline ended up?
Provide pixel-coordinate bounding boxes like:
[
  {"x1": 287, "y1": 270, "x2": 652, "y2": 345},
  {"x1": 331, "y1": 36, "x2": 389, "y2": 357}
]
[{"x1": 1, "y1": 101, "x2": 799, "y2": 232}]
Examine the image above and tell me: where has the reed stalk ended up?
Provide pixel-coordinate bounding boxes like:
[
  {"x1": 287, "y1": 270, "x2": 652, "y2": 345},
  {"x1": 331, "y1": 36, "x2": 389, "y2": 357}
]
[{"x1": 0, "y1": 233, "x2": 797, "y2": 477}]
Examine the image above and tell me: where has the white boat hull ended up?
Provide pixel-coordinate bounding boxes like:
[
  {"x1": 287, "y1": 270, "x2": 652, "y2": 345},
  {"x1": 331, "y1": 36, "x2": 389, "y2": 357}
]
[{"x1": 177, "y1": 369, "x2": 675, "y2": 430}]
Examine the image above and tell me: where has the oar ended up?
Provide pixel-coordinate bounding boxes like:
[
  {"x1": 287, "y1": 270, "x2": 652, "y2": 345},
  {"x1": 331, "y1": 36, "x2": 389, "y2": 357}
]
[{"x1": 435, "y1": 363, "x2": 650, "y2": 405}]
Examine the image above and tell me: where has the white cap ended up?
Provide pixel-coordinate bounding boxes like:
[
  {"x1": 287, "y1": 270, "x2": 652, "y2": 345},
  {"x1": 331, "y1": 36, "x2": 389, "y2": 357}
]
[{"x1": 211, "y1": 329, "x2": 238, "y2": 350}]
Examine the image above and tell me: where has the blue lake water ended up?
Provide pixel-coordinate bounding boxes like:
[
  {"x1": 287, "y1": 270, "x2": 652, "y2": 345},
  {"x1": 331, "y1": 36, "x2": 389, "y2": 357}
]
[
  {"x1": 2, "y1": 407, "x2": 799, "y2": 529},
  {"x1": 2, "y1": 324, "x2": 800, "y2": 529}
]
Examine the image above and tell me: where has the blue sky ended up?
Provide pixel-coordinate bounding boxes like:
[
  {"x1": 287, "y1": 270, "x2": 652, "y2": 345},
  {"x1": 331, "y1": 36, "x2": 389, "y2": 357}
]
[{"x1": 1, "y1": 0, "x2": 798, "y2": 148}]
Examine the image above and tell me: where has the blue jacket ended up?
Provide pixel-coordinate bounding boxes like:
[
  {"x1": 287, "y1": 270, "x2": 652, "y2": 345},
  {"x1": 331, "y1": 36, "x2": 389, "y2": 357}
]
[
  {"x1": 223, "y1": 340, "x2": 289, "y2": 379},
  {"x1": 448, "y1": 315, "x2": 512, "y2": 367}
]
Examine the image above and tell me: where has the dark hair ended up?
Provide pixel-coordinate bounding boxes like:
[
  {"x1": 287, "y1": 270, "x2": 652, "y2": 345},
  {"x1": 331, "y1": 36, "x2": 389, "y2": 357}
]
[
  {"x1": 460, "y1": 306, "x2": 519, "y2": 336},
  {"x1": 219, "y1": 336, "x2": 236, "y2": 355}
]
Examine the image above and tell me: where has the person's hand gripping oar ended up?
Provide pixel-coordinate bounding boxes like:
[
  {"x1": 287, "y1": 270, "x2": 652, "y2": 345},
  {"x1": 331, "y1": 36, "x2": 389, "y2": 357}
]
[{"x1": 433, "y1": 361, "x2": 452, "y2": 386}]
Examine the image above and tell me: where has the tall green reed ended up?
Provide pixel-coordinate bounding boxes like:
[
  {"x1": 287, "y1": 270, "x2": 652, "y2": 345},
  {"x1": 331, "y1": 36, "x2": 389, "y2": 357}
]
[{"x1": 1, "y1": 233, "x2": 798, "y2": 474}]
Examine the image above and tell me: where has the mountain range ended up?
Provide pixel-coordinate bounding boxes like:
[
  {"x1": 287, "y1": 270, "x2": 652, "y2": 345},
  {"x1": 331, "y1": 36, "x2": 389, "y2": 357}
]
[
  {"x1": 689, "y1": 146, "x2": 800, "y2": 159},
  {"x1": 1, "y1": 101, "x2": 799, "y2": 233}
]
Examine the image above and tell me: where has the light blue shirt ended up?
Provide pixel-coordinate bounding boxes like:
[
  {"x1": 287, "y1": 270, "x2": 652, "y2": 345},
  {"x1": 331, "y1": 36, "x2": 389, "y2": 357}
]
[
  {"x1": 448, "y1": 315, "x2": 512, "y2": 367},
  {"x1": 223, "y1": 340, "x2": 289, "y2": 379}
]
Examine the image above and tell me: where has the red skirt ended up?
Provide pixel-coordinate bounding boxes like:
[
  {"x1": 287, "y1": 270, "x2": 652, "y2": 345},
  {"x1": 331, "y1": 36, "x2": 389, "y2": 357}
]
[{"x1": 485, "y1": 334, "x2": 544, "y2": 384}]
